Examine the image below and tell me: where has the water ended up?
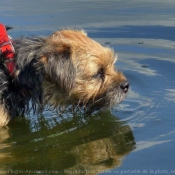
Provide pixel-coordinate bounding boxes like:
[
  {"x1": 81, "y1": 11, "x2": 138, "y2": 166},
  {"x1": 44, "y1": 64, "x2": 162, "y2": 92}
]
[{"x1": 0, "y1": 0, "x2": 175, "y2": 174}]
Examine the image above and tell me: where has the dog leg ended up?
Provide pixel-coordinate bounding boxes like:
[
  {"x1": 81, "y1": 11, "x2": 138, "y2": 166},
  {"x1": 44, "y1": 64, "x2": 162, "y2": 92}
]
[{"x1": 0, "y1": 106, "x2": 11, "y2": 126}]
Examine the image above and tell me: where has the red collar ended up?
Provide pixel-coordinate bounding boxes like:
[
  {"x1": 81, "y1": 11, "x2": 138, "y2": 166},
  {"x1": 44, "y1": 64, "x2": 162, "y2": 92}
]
[{"x1": 0, "y1": 24, "x2": 15, "y2": 75}]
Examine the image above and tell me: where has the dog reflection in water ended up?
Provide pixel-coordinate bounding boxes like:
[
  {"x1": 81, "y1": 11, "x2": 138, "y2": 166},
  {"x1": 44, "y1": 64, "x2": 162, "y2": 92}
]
[
  {"x1": 64, "y1": 124, "x2": 134, "y2": 174},
  {"x1": 0, "y1": 29, "x2": 129, "y2": 126},
  {"x1": 0, "y1": 114, "x2": 135, "y2": 174}
]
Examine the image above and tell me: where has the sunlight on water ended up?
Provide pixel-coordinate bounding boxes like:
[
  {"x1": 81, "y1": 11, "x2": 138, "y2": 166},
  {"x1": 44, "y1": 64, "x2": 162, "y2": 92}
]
[{"x1": 164, "y1": 89, "x2": 175, "y2": 103}]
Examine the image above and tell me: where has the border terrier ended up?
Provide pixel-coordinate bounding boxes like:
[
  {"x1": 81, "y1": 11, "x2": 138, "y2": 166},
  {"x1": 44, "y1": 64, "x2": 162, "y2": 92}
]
[{"x1": 0, "y1": 28, "x2": 129, "y2": 126}]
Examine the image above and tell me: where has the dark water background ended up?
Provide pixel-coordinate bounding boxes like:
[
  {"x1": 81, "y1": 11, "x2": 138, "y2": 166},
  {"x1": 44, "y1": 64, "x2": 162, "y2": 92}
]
[{"x1": 0, "y1": 0, "x2": 175, "y2": 174}]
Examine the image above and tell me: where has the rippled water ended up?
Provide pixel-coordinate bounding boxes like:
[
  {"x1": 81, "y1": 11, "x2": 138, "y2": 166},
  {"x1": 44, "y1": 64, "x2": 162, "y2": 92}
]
[{"x1": 0, "y1": 0, "x2": 175, "y2": 174}]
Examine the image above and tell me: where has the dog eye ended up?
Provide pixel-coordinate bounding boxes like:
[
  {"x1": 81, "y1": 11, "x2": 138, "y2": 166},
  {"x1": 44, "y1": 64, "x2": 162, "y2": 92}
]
[{"x1": 93, "y1": 68, "x2": 105, "y2": 81}]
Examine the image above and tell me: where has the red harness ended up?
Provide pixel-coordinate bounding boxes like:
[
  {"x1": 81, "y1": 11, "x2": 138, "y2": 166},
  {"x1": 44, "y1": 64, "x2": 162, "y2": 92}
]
[{"x1": 0, "y1": 24, "x2": 15, "y2": 75}]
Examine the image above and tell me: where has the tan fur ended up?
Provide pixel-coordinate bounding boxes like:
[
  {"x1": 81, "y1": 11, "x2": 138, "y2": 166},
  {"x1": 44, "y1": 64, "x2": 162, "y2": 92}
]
[
  {"x1": 0, "y1": 106, "x2": 10, "y2": 126},
  {"x1": 43, "y1": 30, "x2": 127, "y2": 104},
  {"x1": 0, "y1": 29, "x2": 128, "y2": 126}
]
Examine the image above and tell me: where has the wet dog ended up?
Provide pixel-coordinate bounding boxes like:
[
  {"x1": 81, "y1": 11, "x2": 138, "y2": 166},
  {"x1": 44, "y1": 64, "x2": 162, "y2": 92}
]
[{"x1": 0, "y1": 29, "x2": 129, "y2": 126}]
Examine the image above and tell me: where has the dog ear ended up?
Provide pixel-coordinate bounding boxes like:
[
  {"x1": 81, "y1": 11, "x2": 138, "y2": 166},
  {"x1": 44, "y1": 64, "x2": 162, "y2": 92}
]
[
  {"x1": 41, "y1": 42, "x2": 76, "y2": 93},
  {"x1": 14, "y1": 57, "x2": 44, "y2": 114}
]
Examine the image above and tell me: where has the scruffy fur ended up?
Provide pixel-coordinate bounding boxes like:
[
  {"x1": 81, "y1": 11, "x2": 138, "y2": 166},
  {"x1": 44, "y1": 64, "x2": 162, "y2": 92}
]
[{"x1": 0, "y1": 29, "x2": 128, "y2": 126}]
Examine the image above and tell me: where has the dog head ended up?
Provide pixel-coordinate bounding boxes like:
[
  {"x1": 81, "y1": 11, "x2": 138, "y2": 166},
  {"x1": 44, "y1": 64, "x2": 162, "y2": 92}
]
[{"x1": 40, "y1": 30, "x2": 129, "y2": 112}]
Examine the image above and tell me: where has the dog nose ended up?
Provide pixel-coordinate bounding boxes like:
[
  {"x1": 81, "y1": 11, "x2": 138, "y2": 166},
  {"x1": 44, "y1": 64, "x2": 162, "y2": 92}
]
[{"x1": 120, "y1": 81, "x2": 129, "y2": 93}]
